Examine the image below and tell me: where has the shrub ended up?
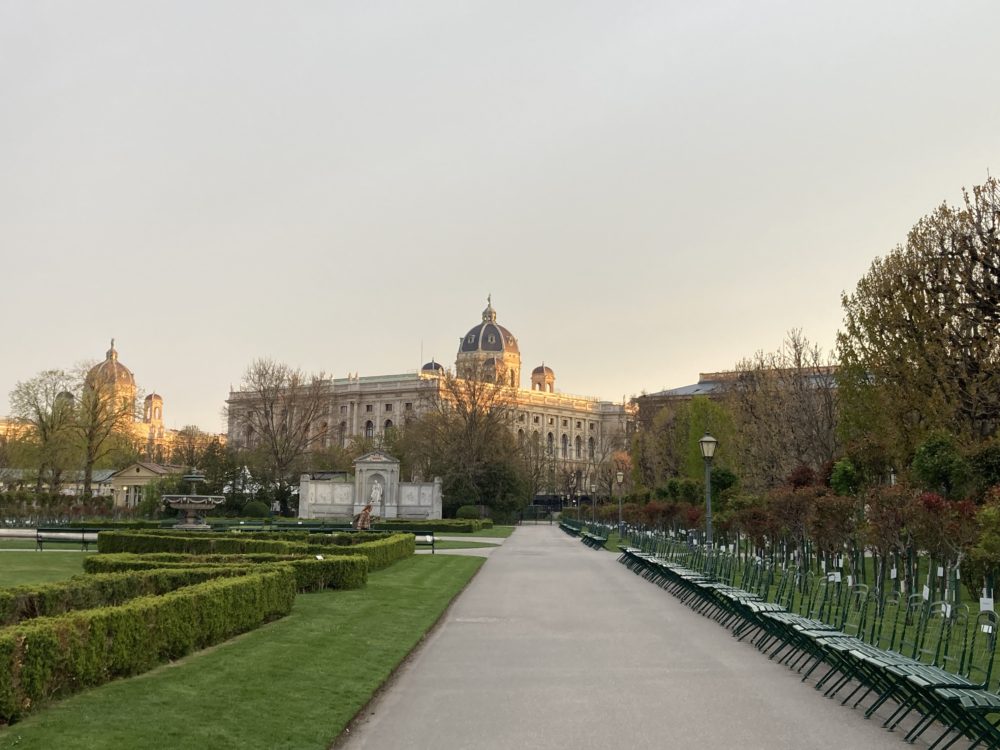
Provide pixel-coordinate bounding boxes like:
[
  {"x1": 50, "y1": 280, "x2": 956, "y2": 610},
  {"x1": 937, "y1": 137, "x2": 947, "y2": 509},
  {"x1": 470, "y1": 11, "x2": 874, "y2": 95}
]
[
  {"x1": 0, "y1": 568, "x2": 252, "y2": 627},
  {"x1": 455, "y1": 505, "x2": 482, "y2": 519},
  {"x1": 374, "y1": 519, "x2": 483, "y2": 533},
  {"x1": 84, "y1": 553, "x2": 368, "y2": 592},
  {"x1": 0, "y1": 569, "x2": 296, "y2": 723},
  {"x1": 242, "y1": 500, "x2": 271, "y2": 518}
]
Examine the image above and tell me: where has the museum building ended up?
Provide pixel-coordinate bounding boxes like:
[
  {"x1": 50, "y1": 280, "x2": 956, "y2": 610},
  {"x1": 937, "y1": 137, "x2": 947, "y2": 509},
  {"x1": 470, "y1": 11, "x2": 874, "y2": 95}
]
[{"x1": 226, "y1": 299, "x2": 635, "y2": 492}]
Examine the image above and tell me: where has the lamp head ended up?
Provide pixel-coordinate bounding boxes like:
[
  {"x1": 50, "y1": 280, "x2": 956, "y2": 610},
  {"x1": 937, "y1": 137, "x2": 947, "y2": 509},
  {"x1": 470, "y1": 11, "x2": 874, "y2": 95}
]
[
  {"x1": 615, "y1": 470, "x2": 624, "y2": 485},
  {"x1": 698, "y1": 431, "x2": 718, "y2": 460}
]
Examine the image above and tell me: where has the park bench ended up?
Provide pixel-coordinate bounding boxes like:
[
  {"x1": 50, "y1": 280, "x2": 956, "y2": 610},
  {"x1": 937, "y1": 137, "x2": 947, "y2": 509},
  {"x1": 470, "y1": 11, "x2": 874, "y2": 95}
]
[
  {"x1": 559, "y1": 520, "x2": 581, "y2": 537},
  {"x1": 409, "y1": 530, "x2": 436, "y2": 553},
  {"x1": 35, "y1": 527, "x2": 101, "y2": 551}
]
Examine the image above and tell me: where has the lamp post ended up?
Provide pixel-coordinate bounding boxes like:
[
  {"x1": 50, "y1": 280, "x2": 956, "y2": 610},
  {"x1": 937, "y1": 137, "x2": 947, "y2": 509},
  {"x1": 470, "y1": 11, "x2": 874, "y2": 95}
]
[
  {"x1": 568, "y1": 473, "x2": 577, "y2": 518},
  {"x1": 590, "y1": 482, "x2": 596, "y2": 524},
  {"x1": 698, "y1": 431, "x2": 718, "y2": 548},
  {"x1": 616, "y1": 470, "x2": 625, "y2": 539}
]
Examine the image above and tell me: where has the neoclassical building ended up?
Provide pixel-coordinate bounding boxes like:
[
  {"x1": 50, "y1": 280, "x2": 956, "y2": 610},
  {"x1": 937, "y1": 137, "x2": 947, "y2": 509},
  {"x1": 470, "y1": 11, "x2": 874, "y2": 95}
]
[
  {"x1": 86, "y1": 340, "x2": 224, "y2": 461},
  {"x1": 227, "y1": 299, "x2": 635, "y2": 493}
]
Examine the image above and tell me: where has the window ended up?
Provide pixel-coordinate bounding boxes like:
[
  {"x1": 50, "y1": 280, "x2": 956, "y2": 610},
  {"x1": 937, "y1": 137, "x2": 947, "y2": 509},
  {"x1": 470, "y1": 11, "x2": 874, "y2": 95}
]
[
  {"x1": 365, "y1": 404, "x2": 373, "y2": 413},
  {"x1": 562, "y1": 419, "x2": 568, "y2": 427},
  {"x1": 364, "y1": 421, "x2": 374, "y2": 439},
  {"x1": 384, "y1": 419, "x2": 393, "y2": 431},
  {"x1": 588, "y1": 437, "x2": 595, "y2": 460},
  {"x1": 385, "y1": 403, "x2": 393, "y2": 412},
  {"x1": 546, "y1": 433, "x2": 554, "y2": 455},
  {"x1": 575, "y1": 435, "x2": 582, "y2": 459},
  {"x1": 340, "y1": 405, "x2": 348, "y2": 414},
  {"x1": 589, "y1": 422, "x2": 595, "y2": 430},
  {"x1": 548, "y1": 417, "x2": 554, "y2": 426},
  {"x1": 533, "y1": 415, "x2": 540, "y2": 424},
  {"x1": 518, "y1": 412, "x2": 525, "y2": 422},
  {"x1": 487, "y1": 334, "x2": 496, "y2": 344},
  {"x1": 560, "y1": 434, "x2": 569, "y2": 458},
  {"x1": 404, "y1": 402, "x2": 413, "y2": 411},
  {"x1": 467, "y1": 334, "x2": 475, "y2": 343},
  {"x1": 576, "y1": 421, "x2": 581, "y2": 429}
]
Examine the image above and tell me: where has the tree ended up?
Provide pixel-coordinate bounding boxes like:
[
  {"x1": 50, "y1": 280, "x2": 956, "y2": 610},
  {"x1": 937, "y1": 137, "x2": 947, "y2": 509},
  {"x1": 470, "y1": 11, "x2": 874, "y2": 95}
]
[
  {"x1": 72, "y1": 365, "x2": 139, "y2": 498},
  {"x1": 228, "y1": 359, "x2": 330, "y2": 513},
  {"x1": 400, "y1": 371, "x2": 526, "y2": 518},
  {"x1": 9, "y1": 370, "x2": 78, "y2": 493},
  {"x1": 727, "y1": 330, "x2": 839, "y2": 492},
  {"x1": 838, "y1": 178, "x2": 1000, "y2": 464}
]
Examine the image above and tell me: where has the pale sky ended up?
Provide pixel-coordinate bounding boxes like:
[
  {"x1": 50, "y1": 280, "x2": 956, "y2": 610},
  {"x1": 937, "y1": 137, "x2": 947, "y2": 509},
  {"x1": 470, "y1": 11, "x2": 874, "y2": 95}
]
[{"x1": 2, "y1": 1, "x2": 998, "y2": 433}]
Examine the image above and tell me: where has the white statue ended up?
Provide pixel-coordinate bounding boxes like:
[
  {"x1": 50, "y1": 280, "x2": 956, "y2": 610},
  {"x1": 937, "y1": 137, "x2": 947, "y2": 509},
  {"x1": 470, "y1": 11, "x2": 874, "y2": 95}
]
[{"x1": 370, "y1": 480, "x2": 383, "y2": 505}]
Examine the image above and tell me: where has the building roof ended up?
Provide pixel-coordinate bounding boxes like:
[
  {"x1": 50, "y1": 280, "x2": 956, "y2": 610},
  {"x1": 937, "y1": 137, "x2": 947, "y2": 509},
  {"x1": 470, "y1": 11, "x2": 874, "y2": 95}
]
[
  {"x1": 458, "y1": 297, "x2": 520, "y2": 356},
  {"x1": 110, "y1": 461, "x2": 185, "y2": 479},
  {"x1": 85, "y1": 339, "x2": 136, "y2": 392}
]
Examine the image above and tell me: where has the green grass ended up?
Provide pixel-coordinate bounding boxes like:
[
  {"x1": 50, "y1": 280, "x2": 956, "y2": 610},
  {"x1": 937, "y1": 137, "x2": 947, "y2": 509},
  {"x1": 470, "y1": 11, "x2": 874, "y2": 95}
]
[
  {"x1": 429, "y1": 539, "x2": 500, "y2": 550},
  {"x1": 0, "y1": 554, "x2": 483, "y2": 749},
  {"x1": 0, "y1": 549, "x2": 90, "y2": 586},
  {"x1": 444, "y1": 525, "x2": 515, "y2": 538}
]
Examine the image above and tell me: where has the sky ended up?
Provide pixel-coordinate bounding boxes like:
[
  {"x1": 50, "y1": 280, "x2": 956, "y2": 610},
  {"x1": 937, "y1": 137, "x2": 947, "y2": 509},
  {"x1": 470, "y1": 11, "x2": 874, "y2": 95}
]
[{"x1": 2, "y1": 1, "x2": 999, "y2": 434}]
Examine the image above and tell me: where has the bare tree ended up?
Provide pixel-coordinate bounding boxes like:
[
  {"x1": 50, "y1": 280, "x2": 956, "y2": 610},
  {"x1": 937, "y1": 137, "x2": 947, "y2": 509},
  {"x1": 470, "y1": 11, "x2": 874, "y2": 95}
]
[
  {"x1": 727, "y1": 330, "x2": 839, "y2": 491},
  {"x1": 228, "y1": 358, "x2": 331, "y2": 512}
]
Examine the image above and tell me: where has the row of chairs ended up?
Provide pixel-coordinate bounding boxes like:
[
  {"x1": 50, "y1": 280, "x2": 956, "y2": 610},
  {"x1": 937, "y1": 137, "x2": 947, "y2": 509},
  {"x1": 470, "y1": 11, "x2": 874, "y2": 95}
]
[{"x1": 617, "y1": 532, "x2": 1000, "y2": 749}]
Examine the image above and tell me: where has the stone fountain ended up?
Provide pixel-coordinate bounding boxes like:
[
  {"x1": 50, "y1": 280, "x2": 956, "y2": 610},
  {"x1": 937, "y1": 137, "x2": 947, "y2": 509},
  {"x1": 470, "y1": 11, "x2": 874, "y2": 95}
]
[{"x1": 162, "y1": 471, "x2": 225, "y2": 530}]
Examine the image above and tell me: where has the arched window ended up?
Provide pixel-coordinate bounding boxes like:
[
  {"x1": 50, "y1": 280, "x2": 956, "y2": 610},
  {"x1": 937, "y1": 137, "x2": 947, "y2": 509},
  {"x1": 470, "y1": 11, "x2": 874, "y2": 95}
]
[
  {"x1": 365, "y1": 420, "x2": 374, "y2": 439},
  {"x1": 574, "y1": 435, "x2": 582, "y2": 460},
  {"x1": 561, "y1": 434, "x2": 568, "y2": 458},
  {"x1": 339, "y1": 422, "x2": 347, "y2": 447},
  {"x1": 384, "y1": 419, "x2": 393, "y2": 432},
  {"x1": 517, "y1": 429, "x2": 525, "y2": 445},
  {"x1": 588, "y1": 437, "x2": 595, "y2": 460},
  {"x1": 546, "y1": 432, "x2": 554, "y2": 455},
  {"x1": 154, "y1": 406, "x2": 161, "y2": 420},
  {"x1": 319, "y1": 422, "x2": 328, "y2": 447}
]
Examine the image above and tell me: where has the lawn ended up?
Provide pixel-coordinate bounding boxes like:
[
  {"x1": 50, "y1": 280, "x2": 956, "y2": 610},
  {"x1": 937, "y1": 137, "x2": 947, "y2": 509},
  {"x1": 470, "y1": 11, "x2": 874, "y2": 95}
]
[
  {"x1": 0, "y1": 548, "x2": 91, "y2": 585},
  {"x1": 446, "y1": 525, "x2": 515, "y2": 538},
  {"x1": 0, "y1": 554, "x2": 483, "y2": 749},
  {"x1": 431, "y1": 539, "x2": 500, "y2": 550}
]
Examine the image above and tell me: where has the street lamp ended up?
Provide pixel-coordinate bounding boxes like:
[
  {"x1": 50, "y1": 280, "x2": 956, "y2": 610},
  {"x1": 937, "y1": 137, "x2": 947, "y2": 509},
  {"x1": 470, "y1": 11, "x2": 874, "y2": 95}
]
[
  {"x1": 698, "y1": 431, "x2": 718, "y2": 548},
  {"x1": 590, "y1": 482, "x2": 596, "y2": 524},
  {"x1": 568, "y1": 473, "x2": 577, "y2": 516},
  {"x1": 616, "y1": 470, "x2": 625, "y2": 539}
]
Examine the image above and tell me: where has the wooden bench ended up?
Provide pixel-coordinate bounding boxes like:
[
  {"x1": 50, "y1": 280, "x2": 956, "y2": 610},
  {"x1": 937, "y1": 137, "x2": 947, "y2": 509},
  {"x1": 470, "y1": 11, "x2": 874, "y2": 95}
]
[
  {"x1": 391, "y1": 530, "x2": 436, "y2": 553},
  {"x1": 35, "y1": 527, "x2": 100, "y2": 551}
]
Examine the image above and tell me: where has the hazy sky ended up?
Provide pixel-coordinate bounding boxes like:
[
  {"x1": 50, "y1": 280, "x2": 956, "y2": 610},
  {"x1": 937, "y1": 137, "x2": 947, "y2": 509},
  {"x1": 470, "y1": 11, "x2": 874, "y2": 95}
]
[{"x1": 2, "y1": 1, "x2": 998, "y2": 433}]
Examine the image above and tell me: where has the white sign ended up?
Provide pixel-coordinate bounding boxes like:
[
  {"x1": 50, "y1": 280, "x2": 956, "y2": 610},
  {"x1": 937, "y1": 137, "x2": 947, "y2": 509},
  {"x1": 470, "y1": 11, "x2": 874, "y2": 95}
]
[
  {"x1": 981, "y1": 597, "x2": 995, "y2": 613},
  {"x1": 890, "y1": 567, "x2": 897, "y2": 580},
  {"x1": 922, "y1": 585, "x2": 930, "y2": 601}
]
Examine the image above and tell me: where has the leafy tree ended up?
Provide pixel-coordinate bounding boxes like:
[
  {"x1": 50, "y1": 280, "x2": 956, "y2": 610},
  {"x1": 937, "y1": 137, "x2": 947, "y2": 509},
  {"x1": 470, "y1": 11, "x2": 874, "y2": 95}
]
[
  {"x1": 838, "y1": 178, "x2": 1000, "y2": 464},
  {"x1": 9, "y1": 370, "x2": 77, "y2": 493},
  {"x1": 830, "y1": 458, "x2": 861, "y2": 496},
  {"x1": 910, "y1": 430, "x2": 970, "y2": 499},
  {"x1": 74, "y1": 366, "x2": 138, "y2": 497}
]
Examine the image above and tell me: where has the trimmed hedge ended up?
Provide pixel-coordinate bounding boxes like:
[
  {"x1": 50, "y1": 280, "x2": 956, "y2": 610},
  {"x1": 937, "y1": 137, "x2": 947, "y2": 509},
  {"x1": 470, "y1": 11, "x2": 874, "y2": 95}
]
[
  {"x1": 373, "y1": 519, "x2": 492, "y2": 533},
  {"x1": 0, "y1": 568, "x2": 295, "y2": 723},
  {"x1": 84, "y1": 553, "x2": 368, "y2": 592},
  {"x1": 97, "y1": 531, "x2": 311, "y2": 556},
  {"x1": 305, "y1": 533, "x2": 414, "y2": 571},
  {"x1": 0, "y1": 568, "x2": 252, "y2": 627},
  {"x1": 97, "y1": 531, "x2": 414, "y2": 571}
]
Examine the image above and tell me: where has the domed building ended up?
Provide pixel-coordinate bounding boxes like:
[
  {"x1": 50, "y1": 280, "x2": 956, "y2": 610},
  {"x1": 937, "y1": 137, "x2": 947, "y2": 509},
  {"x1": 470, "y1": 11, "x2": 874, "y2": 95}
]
[
  {"x1": 228, "y1": 297, "x2": 637, "y2": 510},
  {"x1": 85, "y1": 339, "x2": 137, "y2": 407},
  {"x1": 455, "y1": 297, "x2": 521, "y2": 387}
]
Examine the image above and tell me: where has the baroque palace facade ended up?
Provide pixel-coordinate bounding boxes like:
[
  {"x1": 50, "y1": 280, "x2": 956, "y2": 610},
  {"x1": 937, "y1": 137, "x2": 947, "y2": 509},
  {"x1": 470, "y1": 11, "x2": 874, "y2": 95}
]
[{"x1": 226, "y1": 299, "x2": 635, "y2": 493}]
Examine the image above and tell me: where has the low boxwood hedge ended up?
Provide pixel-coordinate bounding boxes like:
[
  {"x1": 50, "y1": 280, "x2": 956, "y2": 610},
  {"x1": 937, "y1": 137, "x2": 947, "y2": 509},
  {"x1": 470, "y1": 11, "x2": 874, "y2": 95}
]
[
  {"x1": 304, "y1": 533, "x2": 414, "y2": 570},
  {"x1": 0, "y1": 568, "x2": 296, "y2": 723},
  {"x1": 373, "y1": 519, "x2": 493, "y2": 533},
  {"x1": 84, "y1": 553, "x2": 368, "y2": 592},
  {"x1": 97, "y1": 531, "x2": 414, "y2": 571},
  {"x1": 0, "y1": 568, "x2": 253, "y2": 627}
]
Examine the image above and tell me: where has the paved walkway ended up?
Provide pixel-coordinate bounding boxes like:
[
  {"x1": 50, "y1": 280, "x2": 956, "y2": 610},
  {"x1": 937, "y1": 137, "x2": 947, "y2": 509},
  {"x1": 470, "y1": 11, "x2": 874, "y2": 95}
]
[{"x1": 341, "y1": 524, "x2": 941, "y2": 750}]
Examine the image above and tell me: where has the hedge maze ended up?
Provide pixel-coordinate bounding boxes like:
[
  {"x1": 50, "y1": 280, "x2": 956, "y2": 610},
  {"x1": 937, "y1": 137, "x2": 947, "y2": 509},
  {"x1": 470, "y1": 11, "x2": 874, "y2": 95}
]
[{"x1": 0, "y1": 529, "x2": 416, "y2": 724}]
